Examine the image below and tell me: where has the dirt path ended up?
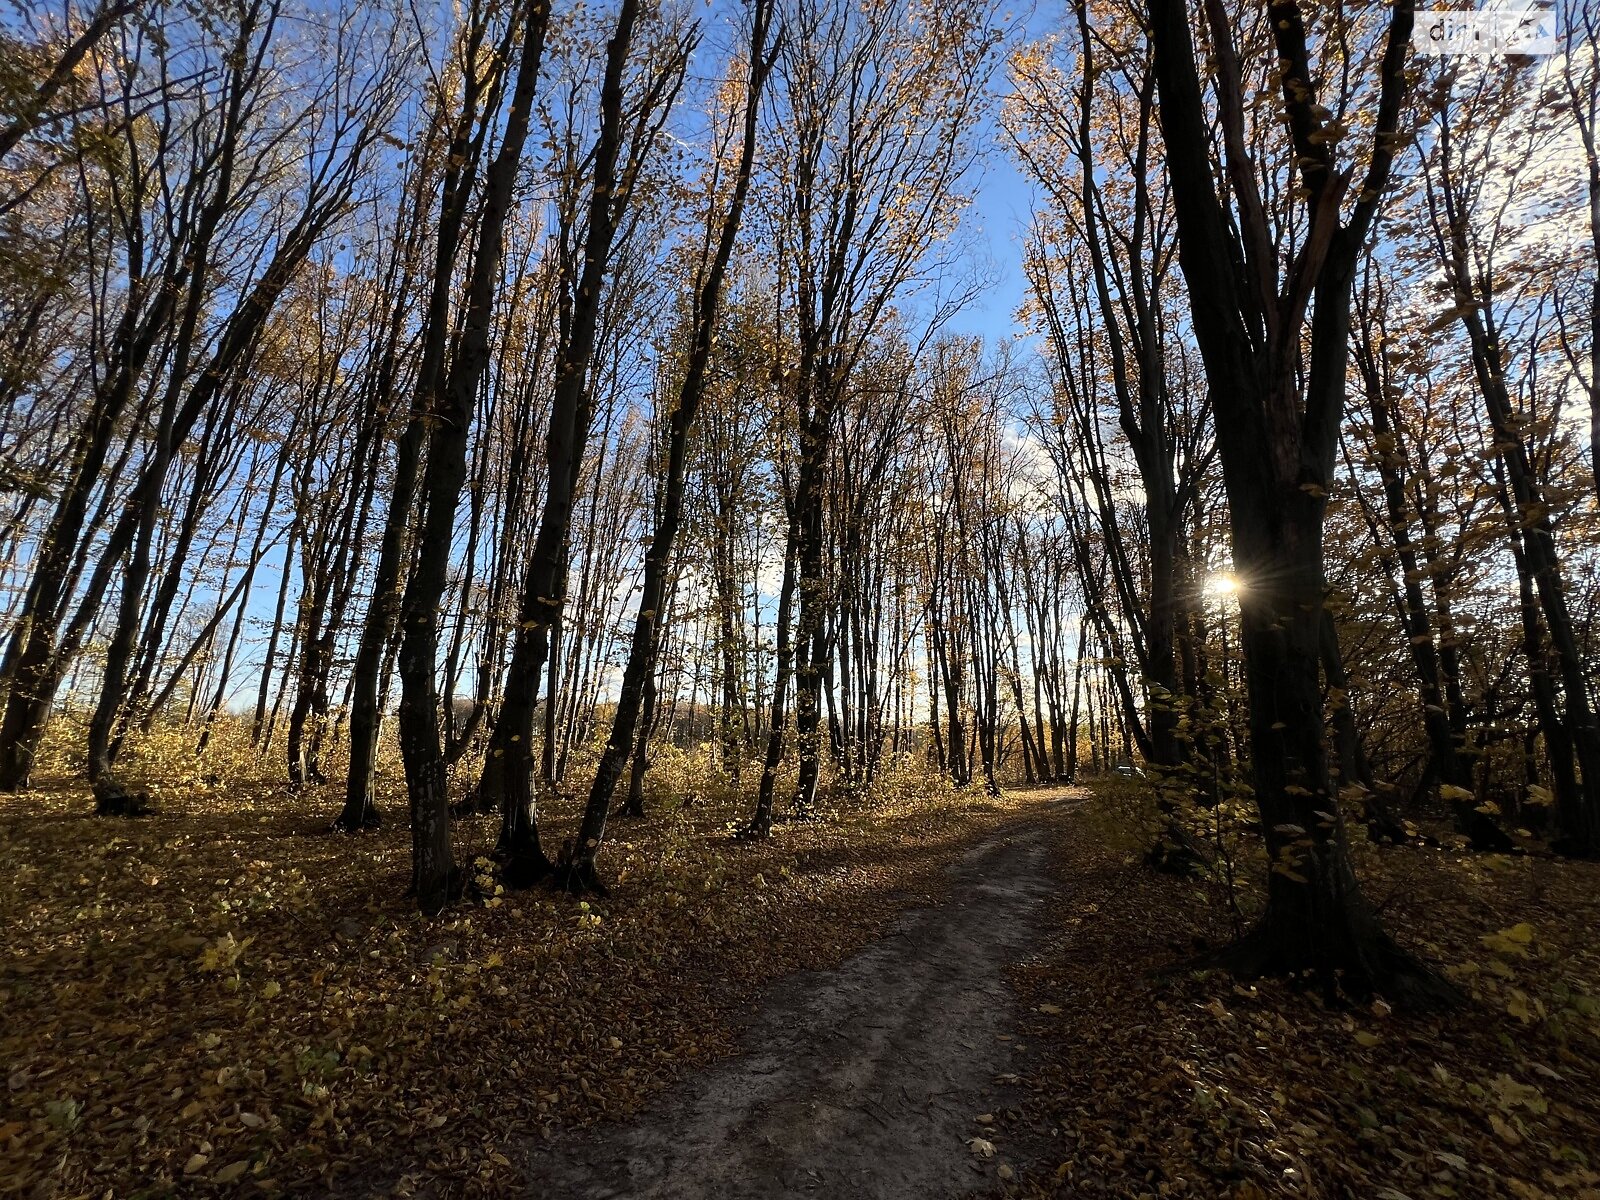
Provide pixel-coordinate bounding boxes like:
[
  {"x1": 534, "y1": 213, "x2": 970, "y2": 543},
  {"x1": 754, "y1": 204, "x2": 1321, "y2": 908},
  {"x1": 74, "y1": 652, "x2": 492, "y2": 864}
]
[{"x1": 521, "y1": 812, "x2": 1062, "y2": 1199}]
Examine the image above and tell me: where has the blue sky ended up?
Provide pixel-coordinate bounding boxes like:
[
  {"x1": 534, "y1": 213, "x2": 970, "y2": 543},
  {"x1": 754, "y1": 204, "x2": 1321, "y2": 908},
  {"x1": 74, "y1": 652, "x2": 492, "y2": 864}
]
[
  {"x1": 945, "y1": 142, "x2": 1038, "y2": 343},
  {"x1": 935, "y1": 0, "x2": 1049, "y2": 345}
]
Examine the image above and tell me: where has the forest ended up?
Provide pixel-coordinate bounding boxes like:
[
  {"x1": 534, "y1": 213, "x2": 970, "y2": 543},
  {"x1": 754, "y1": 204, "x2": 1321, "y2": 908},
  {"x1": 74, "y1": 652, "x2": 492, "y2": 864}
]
[{"x1": 2, "y1": 0, "x2": 1599, "y2": 1196}]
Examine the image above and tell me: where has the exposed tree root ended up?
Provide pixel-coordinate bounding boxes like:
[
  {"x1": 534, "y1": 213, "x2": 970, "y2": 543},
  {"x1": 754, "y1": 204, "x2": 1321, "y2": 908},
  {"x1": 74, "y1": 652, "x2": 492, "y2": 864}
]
[
  {"x1": 93, "y1": 784, "x2": 152, "y2": 817},
  {"x1": 412, "y1": 864, "x2": 468, "y2": 918},
  {"x1": 1177, "y1": 913, "x2": 1464, "y2": 1012},
  {"x1": 501, "y1": 845, "x2": 553, "y2": 890},
  {"x1": 733, "y1": 819, "x2": 772, "y2": 842},
  {"x1": 329, "y1": 802, "x2": 381, "y2": 834},
  {"x1": 551, "y1": 854, "x2": 611, "y2": 897}
]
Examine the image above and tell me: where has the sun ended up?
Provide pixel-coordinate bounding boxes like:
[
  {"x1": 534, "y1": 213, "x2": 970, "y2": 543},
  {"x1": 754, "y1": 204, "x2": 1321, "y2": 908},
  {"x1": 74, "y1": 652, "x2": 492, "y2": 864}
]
[{"x1": 1206, "y1": 573, "x2": 1240, "y2": 597}]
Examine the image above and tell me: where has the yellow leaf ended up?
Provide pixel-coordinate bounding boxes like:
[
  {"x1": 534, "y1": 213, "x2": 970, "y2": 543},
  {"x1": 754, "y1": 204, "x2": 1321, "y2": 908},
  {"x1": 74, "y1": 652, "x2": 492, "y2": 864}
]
[
  {"x1": 213, "y1": 1160, "x2": 250, "y2": 1184},
  {"x1": 1489, "y1": 1074, "x2": 1547, "y2": 1113},
  {"x1": 1489, "y1": 1113, "x2": 1522, "y2": 1145},
  {"x1": 1354, "y1": 1030, "x2": 1381, "y2": 1047},
  {"x1": 1481, "y1": 923, "x2": 1536, "y2": 957}
]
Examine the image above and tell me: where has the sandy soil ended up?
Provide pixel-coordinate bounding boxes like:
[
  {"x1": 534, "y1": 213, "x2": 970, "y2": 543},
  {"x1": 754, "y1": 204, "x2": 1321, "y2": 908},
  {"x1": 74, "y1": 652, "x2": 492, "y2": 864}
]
[{"x1": 521, "y1": 809, "x2": 1064, "y2": 1198}]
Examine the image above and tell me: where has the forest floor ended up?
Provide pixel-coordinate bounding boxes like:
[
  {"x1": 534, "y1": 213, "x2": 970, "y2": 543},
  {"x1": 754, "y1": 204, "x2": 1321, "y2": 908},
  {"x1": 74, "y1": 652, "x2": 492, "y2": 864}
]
[
  {"x1": 518, "y1": 806, "x2": 1065, "y2": 1199},
  {"x1": 1001, "y1": 785, "x2": 1600, "y2": 1200},
  {"x1": 4, "y1": 777, "x2": 1600, "y2": 1199},
  {"x1": 0, "y1": 773, "x2": 1047, "y2": 1199}
]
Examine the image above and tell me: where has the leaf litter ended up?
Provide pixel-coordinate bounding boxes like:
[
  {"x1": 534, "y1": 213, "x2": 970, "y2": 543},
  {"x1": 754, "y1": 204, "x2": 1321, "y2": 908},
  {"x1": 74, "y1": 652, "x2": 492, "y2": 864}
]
[
  {"x1": 0, "y1": 779, "x2": 1037, "y2": 1197},
  {"x1": 998, "y1": 789, "x2": 1600, "y2": 1199},
  {"x1": 7, "y1": 780, "x2": 1600, "y2": 1199}
]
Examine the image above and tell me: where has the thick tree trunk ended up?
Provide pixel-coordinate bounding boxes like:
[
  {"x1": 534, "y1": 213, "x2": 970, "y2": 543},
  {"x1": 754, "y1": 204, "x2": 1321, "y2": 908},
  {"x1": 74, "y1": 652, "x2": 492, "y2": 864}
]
[
  {"x1": 789, "y1": 413, "x2": 831, "y2": 813},
  {"x1": 1148, "y1": 0, "x2": 1451, "y2": 1002},
  {"x1": 1221, "y1": 493, "x2": 1451, "y2": 1003},
  {"x1": 476, "y1": 0, "x2": 657, "y2": 882}
]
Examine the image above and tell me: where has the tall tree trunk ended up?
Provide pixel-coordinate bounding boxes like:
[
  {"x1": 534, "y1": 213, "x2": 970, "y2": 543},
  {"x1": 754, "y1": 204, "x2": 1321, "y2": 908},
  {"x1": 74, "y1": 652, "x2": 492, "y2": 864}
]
[
  {"x1": 565, "y1": 0, "x2": 775, "y2": 887},
  {"x1": 1149, "y1": 0, "x2": 1454, "y2": 1003},
  {"x1": 476, "y1": 0, "x2": 664, "y2": 885},
  {"x1": 398, "y1": 0, "x2": 551, "y2": 914}
]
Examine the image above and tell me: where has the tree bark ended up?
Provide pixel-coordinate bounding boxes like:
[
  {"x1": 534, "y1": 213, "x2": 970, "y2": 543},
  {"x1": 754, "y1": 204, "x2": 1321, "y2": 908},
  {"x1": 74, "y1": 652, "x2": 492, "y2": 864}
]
[
  {"x1": 398, "y1": 0, "x2": 551, "y2": 913},
  {"x1": 1149, "y1": 0, "x2": 1455, "y2": 1003},
  {"x1": 564, "y1": 0, "x2": 776, "y2": 887}
]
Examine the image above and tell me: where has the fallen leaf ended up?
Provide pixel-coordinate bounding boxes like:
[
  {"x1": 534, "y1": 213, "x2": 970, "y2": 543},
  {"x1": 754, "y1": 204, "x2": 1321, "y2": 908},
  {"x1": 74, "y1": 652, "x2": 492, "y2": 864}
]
[
  {"x1": 213, "y1": 1160, "x2": 250, "y2": 1184},
  {"x1": 1490, "y1": 1114, "x2": 1522, "y2": 1145}
]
